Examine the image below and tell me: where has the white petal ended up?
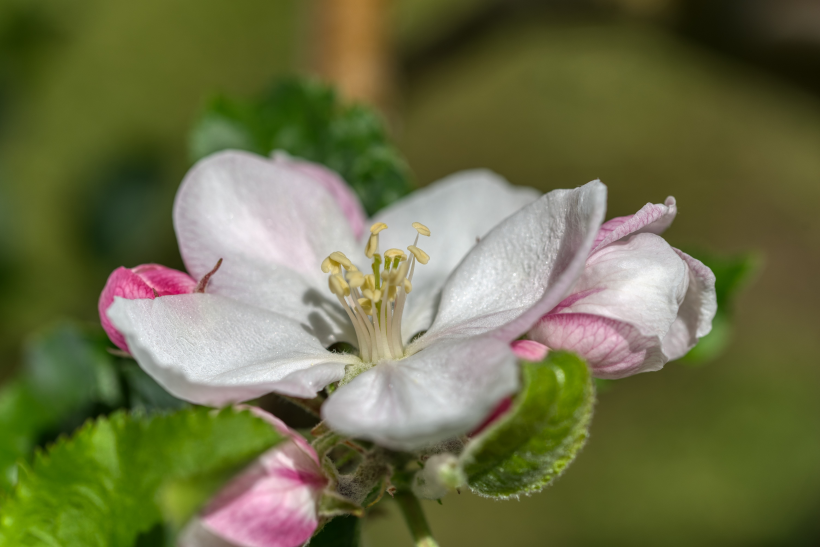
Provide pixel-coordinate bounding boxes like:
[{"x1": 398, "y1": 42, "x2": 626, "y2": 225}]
[
  {"x1": 418, "y1": 180, "x2": 607, "y2": 346},
  {"x1": 107, "y1": 293, "x2": 356, "y2": 405},
  {"x1": 368, "y1": 170, "x2": 539, "y2": 340},
  {"x1": 550, "y1": 233, "x2": 689, "y2": 339},
  {"x1": 174, "y1": 150, "x2": 359, "y2": 346},
  {"x1": 321, "y1": 336, "x2": 519, "y2": 451},
  {"x1": 662, "y1": 250, "x2": 717, "y2": 360}
]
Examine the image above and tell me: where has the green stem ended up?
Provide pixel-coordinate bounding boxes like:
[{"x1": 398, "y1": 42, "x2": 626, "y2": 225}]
[{"x1": 395, "y1": 492, "x2": 440, "y2": 547}]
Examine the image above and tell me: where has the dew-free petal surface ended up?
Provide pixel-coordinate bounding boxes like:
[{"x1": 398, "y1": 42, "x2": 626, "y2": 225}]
[
  {"x1": 107, "y1": 293, "x2": 356, "y2": 405},
  {"x1": 322, "y1": 336, "x2": 519, "y2": 451}
]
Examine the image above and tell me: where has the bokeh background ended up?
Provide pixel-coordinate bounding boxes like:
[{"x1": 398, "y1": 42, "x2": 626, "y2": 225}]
[{"x1": 1, "y1": 0, "x2": 819, "y2": 545}]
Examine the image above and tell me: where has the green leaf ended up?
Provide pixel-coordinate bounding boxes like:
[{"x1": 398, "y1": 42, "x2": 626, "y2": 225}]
[
  {"x1": 311, "y1": 515, "x2": 361, "y2": 547},
  {"x1": 681, "y1": 250, "x2": 760, "y2": 364},
  {"x1": 0, "y1": 323, "x2": 124, "y2": 492},
  {"x1": 0, "y1": 407, "x2": 283, "y2": 547},
  {"x1": 188, "y1": 77, "x2": 415, "y2": 215},
  {"x1": 460, "y1": 351, "x2": 594, "y2": 498}
]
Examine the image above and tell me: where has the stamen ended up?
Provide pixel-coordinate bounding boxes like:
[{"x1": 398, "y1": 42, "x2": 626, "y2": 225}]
[
  {"x1": 407, "y1": 245, "x2": 430, "y2": 265},
  {"x1": 321, "y1": 256, "x2": 341, "y2": 274},
  {"x1": 321, "y1": 221, "x2": 430, "y2": 365},
  {"x1": 362, "y1": 288, "x2": 381, "y2": 302},
  {"x1": 328, "y1": 274, "x2": 350, "y2": 297},
  {"x1": 412, "y1": 222, "x2": 431, "y2": 237},
  {"x1": 384, "y1": 248, "x2": 406, "y2": 262},
  {"x1": 329, "y1": 251, "x2": 355, "y2": 270},
  {"x1": 347, "y1": 271, "x2": 365, "y2": 288},
  {"x1": 372, "y1": 254, "x2": 383, "y2": 289}
]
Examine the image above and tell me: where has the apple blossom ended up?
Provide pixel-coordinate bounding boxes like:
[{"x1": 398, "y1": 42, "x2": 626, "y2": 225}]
[
  {"x1": 180, "y1": 408, "x2": 327, "y2": 547},
  {"x1": 528, "y1": 198, "x2": 717, "y2": 378},
  {"x1": 105, "y1": 150, "x2": 608, "y2": 450}
]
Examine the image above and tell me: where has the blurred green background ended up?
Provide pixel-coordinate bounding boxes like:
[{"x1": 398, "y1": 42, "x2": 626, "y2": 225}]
[{"x1": 0, "y1": 0, "x2": 818, "y2": 545}]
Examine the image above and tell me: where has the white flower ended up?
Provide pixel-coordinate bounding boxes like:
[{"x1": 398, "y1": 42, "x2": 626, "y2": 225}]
[{"x1": 107, "y1": 150, "x2": 607, "y2": 450}]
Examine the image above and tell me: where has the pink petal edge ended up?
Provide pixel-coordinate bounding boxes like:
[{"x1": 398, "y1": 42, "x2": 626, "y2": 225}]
[
  {"x1": 98, "y1": 265, "x2": 195, "y2": 353},
  {"x1": 592, "y1": 196, "x2": 677, "y2": 253},
  {"x1": 530, "y1": 313, "x2": 666, "y2": 379}
]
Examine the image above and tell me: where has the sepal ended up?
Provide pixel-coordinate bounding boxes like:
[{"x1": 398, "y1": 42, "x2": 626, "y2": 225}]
[
  {"x1": 318, "y1": 490, "x2": 364, "y2": 518},
  {"x1": 459, "y1": 350, "x2": 595, "y2": 498}
]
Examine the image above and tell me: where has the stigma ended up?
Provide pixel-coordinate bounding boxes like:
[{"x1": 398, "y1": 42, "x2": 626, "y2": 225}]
[{"x1": 323, "y1": 221, "x2": 431, "y2": 363}]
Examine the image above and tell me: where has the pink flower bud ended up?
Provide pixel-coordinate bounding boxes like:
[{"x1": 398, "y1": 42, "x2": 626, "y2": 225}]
[
  {"x1": 180, "y1": 408, "x2": 328, "y2": 547},
  {"x1": 98, "y1": 264, "x2": 196, "y2": 353}
]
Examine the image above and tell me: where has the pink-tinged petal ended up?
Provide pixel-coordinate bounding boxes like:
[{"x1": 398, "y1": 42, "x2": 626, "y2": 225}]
[
  {"x1": 98, "y1": 264, "x2": 195, "y2": 352},
  {"x1": 271, "y1": 151, "x2": 368, "y2": 240},
  {"x1": 323, "y1": 336, "x2": 519, "y2": 451},
  {"x1": 549, "y1": 233, "x2": 688, "y2": 340},
  {"x1": 107, "y1": 293, "x2": 357, "y2": 405},
  {"x1": 661, "y1": 250, "x2": 717, "y2": 360},
  {"x1": 511, "y1": 339, "x2": 549, "y2": 362},
  {"x1": 182, "y1": 410, "x2": 326, "y2": 547},
  {"x1": 530, "y1": 313, "x2": 666, "y2": 379},
  {"x1": 592, "y1": 196, "x2": 677, "y2": 253},
  {"x1": 98, "y1": 267, "x2": 156, "y2": 352},
  {"x1": 417, "y1": 180, "x2": 607, "y2": 347},
  {"x1": 370, "y1": 170, "x2": 540, "y2": 342},
  {"x1": 131, "y1": 263, "x2": 197, "y2": 295},
  {"x1": 174, "y1": 150, "x2": 359, "y2": 347}
]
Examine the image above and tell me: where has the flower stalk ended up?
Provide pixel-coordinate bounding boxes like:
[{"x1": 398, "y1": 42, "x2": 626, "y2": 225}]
[{"x1": 395, "y1": 492, "x2": 440, "y2": 547}]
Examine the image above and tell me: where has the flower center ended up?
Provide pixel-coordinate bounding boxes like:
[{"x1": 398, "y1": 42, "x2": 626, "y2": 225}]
[{"x1": 322, "y1": 221, "x2": 430, "y2": 363}]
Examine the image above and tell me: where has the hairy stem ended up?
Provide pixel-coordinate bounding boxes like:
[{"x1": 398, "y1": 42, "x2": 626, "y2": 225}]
[{"x1": 396, "y1": 492, "x2": 440, "y2": 547}]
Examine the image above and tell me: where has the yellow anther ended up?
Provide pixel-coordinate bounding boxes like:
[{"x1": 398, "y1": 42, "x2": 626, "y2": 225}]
[
  {"x1": 365, "y1": 234, "x2": 379, "y2": 259},
  {"x1": 412, "y1": 222, "x2": 431, "y2": 237},
  {"x1": 347, "y1": 271, "x2": 365, "y2": 288},
  {"x1": 357, "y1": 298, "x2": 373, "y2": 315},
  {"x1": 321, "y1": 257, "x2": 341, "y2": 274},
  {"x1": 328, "y1": 274, "x2": 350, "y2": 297},
  {"x1": 407, "y1": 245, "x2": 430, "y2": 265},
  {"x1": 364, "y1": 274, "x2": 376, "y2": 291},
  {"x1": 403, "y1": 278, "x2": 413, "y2": 293},
  {"x1": 384, "y1": 248, "x2": 406, "y2": 261},
  {"x1": 387, "y1": 286, "x2": 398, "y2": 302},
  {"x1": 370, "y1": 222, "x2": 388, "y2": 235},
  {"x1": 362, "y1": 288, "x2": 382, "y2": 302},
  {"x1": 329, "y1": 251, "x2": 354, "y2": 270}
]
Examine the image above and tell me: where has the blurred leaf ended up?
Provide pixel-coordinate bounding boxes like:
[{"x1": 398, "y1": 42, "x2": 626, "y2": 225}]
[
  {"x1": 311, "y1": 515, "x2": 361, "y2": 547},
  {"x1": 0, "y1": 322, "x2": 187, "y2": 493},
  {"x1": 460, "y1": 351, "x2": 594, "y2": 498},
  {"x1": 0, "y1": 323, "x2": 123, "y2": 492},
  {"x1": 682, "y1": 250, "x2": 760, "y2": 364},
  {"x1": 119, "y1": 361, "x2": 188, "y2": 412},
  {"x1": 0, "y1": 407, "x2": 283, "y2": 547},
  {"x1": 189, "y1": 78, "x2": 415, "y2": 215}
]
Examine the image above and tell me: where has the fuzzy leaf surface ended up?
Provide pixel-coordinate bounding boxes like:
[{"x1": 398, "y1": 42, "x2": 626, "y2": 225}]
[
  {"x1": 460, "y1": 351, "x2": 594, "y2": 498},
  {"x1": 0, "y1": 407, "x2": 283, "y2": 547}
]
